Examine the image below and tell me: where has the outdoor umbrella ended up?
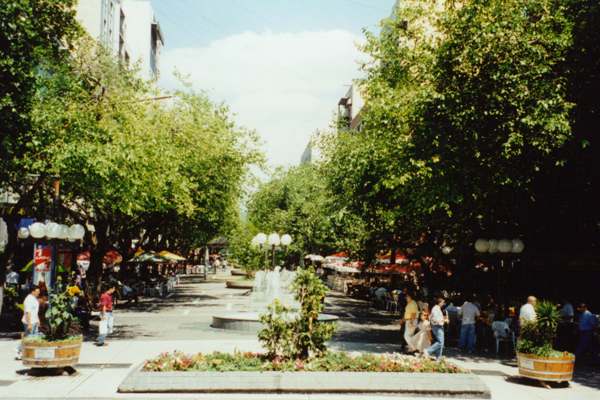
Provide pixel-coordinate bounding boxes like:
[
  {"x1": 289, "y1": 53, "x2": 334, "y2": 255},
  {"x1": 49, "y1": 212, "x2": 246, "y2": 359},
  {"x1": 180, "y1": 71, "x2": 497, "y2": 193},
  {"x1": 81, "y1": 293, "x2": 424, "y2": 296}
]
[
  {"x1": 158, "y1": 251, "x2": 186, "y2": 262},
  {"x1": 128, "y1": 251, "x2": 168, "y2": 263}
]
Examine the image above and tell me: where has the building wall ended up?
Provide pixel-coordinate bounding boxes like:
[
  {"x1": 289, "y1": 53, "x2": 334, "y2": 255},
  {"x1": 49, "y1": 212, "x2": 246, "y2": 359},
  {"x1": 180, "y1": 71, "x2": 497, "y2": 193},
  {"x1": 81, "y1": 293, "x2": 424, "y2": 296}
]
[
  {"x1": 122, "y1": 0, "x2": 163, "y2": 81},
  {"x1": 75, "y1": 0, "x2": 104, "y2": 40},
  {"x1": 76, "y1": 0, "x2": 163, "y2": 81}
]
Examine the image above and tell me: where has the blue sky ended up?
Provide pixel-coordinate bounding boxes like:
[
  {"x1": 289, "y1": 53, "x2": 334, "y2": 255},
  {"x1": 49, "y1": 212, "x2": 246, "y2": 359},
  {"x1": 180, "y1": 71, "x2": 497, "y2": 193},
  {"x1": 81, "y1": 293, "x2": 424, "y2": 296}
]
[{"x1": 151, "y1": 0, "x2": 395, "y2": 167}]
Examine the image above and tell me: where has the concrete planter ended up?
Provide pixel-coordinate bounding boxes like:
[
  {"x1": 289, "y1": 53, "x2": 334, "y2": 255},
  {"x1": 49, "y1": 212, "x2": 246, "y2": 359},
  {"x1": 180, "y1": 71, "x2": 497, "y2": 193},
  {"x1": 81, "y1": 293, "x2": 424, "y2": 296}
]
[{"x1": 119, "y1": 367, "x2": 490, "y2": 398}]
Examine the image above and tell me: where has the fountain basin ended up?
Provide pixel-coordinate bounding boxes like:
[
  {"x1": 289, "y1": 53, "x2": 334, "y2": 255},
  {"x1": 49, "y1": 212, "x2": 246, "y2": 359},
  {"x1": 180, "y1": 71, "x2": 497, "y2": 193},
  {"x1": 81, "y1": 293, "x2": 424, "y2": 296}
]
[
  {"x1": 225, "y1": 280, "x2": 254, "y2": 289},
  {"x1": 212, "y1": 312, "x2": 339, "y2": 332}
]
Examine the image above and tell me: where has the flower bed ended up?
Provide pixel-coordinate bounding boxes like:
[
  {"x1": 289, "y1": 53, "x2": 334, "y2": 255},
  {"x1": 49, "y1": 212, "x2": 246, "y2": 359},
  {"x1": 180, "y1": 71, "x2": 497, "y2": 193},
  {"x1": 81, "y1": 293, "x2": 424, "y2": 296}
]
[{"x1": 143, "y1": 351, "x2": 466, "y2": 373}]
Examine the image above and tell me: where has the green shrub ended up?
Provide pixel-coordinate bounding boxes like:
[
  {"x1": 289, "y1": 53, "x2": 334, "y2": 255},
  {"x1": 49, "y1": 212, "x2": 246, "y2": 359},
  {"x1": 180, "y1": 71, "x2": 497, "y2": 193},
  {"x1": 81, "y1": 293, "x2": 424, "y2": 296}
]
[
  {"x1": 258, "y1": 267, "x2": 336, "y2": 360},
  {"x1": 258, "y1": 300, "x2": 294, "y2": 358},
  {"x1": 516, "y1": 300, "x2": 568, "y2": 357},
  {"x1": 43, "y1": 285, "x2": 80, "y2": 341}
]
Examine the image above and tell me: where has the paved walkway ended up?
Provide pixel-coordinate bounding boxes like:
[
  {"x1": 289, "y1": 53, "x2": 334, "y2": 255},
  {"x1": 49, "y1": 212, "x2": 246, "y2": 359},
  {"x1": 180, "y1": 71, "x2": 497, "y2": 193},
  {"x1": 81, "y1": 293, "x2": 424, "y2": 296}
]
[{"x1": 0, "y1": 272, "x2": 598, "y2": 399}]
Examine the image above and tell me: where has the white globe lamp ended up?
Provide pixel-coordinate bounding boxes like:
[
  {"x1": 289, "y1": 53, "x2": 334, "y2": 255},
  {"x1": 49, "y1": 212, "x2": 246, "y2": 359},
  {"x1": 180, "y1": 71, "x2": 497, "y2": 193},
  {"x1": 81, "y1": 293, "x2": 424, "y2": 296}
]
[
  {"x1": 267, "y1": 233, "x2": 281, "y2": 246},
  {"x1": 17, "y1": 227, "x2": 30, "y2": 240},
  {"x1": 255, "y1": 232, "x2": 267, "y2": 246},
  {"x1": 29, "y1": 222, "x2": 47, "y2": 239},
  {"x1": 488, "y1": 239, "x2": 498, "y2": 253},
  {"x1": 512, "y1": 239, "x2": 525, "y2": 253},
  {"x1": 474, "y1": 239, "x2": 490, "y2": 253},
  {"x1": 280, "y1": 234, "x2": 292, "y2": 247},
  {"x1": 58, "y1": 224, "x2": 70, "y2": 240},
  {"x1": 498, "y1": 239, "x2": 512, "y2": 253},
  {"x1": 68, "y1": 224, "x2": 85, "y2": 241},
  {"x1": 45, "y1": 222, "x2": 60, "y2": 239}
]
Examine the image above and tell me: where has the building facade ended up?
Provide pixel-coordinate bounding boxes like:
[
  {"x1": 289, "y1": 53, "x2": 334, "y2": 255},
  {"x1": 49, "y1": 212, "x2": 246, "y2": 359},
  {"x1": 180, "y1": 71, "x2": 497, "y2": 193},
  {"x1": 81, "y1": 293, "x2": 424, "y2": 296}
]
[
  {"x1": 337, "y1": 80, "x2": 365, "y2": 131},
  {"x1": 76, "y1": 0, "x2": 164, "y2": 80}
]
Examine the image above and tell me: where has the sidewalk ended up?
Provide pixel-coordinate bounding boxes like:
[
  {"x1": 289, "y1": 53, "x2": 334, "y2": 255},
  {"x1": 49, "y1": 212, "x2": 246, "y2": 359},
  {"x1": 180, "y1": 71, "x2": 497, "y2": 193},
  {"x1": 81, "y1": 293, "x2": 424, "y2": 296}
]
[
  {"x1": 1, "y1": 337, "x2": 598, "y2": 399},
  {"x1": 0, "y1": 274, "x2": 598, "y2": 399}
]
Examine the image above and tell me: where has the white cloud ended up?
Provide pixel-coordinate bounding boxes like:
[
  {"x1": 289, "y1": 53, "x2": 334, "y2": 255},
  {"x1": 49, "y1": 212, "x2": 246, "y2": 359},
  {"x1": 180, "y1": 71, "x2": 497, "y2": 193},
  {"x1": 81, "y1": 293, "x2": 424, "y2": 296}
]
[{"x1": 159, "y1": 30, "x2": 365, "y2": 167}]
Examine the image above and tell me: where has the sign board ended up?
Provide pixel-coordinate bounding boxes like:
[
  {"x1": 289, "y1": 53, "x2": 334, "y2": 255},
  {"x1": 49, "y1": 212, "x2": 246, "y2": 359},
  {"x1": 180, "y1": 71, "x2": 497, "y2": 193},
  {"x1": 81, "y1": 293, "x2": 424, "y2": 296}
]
[
  {"x1": 519, "y1": 358, "x2": 534, "y2": 369},
  {"x1": 34, "y1": 347, "x2": 56, "y2": 360},
  {"x1": 33, "y1": 243, "x2": 52, "y2": 273}
]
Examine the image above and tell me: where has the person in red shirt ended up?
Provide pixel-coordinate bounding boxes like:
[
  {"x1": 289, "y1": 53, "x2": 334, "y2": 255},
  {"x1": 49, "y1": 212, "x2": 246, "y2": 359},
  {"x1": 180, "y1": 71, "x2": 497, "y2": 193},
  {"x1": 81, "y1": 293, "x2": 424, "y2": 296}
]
[{"x1": 96, "y1": 285, "x2": 116, "y2": 346}]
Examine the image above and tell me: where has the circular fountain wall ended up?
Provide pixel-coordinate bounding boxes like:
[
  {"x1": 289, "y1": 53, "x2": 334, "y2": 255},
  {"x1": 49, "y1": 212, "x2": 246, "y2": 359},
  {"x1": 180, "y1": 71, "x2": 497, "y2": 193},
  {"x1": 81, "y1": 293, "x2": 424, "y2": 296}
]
[
  {"x1": 212, "y1": 267, "x2": 339, "y2": 332},
  {"x1": 212, "y1": 311, "x2": 338, "y2": 332}
]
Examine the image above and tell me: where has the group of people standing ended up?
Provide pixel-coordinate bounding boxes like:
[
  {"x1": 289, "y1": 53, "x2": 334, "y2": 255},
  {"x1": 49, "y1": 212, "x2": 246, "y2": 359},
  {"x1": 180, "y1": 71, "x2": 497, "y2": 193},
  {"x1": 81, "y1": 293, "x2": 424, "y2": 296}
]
[{"x1": 397, "y1": 291, "x2": 599, "y2": 363}]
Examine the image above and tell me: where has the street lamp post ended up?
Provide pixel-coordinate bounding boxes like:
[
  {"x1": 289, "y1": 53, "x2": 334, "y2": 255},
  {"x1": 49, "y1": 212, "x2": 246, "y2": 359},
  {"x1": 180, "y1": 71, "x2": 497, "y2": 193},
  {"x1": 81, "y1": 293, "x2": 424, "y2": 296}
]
[
  {"x1": 475, "y1": 238, "x2": 525, "y2": 307},
  {"x1": 20, "y1": 221, "x2": 85, "y2": 288},
  {"x1": 252, "y1": 232, "x2": 292, "y2": 269}
]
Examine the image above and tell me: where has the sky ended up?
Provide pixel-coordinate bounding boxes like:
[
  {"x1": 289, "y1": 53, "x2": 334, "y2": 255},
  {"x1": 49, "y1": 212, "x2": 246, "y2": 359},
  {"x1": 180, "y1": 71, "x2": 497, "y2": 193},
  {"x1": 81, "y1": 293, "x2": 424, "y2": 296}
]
[{"x1": 151, "y1": 0, "x2": 396, "y2": 168}]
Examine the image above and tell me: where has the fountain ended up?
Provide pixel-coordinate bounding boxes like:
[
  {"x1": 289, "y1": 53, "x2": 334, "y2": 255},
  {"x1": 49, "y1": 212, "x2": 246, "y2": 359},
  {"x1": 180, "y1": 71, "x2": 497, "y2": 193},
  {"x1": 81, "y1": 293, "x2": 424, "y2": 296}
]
[{"x1": 212, "y1": 267, "x2": 338, "y2": 332}]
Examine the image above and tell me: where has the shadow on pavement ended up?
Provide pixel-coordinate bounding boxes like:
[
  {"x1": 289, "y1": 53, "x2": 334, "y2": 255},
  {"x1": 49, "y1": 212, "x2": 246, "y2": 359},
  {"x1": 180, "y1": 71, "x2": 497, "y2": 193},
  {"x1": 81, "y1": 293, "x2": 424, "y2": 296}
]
[{"x1": 16, "y1": 366, "x2": 78, "y2": 377}]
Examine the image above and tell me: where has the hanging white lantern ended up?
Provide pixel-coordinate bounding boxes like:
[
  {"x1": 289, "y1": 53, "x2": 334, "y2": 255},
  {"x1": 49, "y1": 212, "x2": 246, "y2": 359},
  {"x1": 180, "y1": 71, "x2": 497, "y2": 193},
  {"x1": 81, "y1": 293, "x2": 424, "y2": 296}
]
[
  {"x1": 45, "y1": 222, "x2": 60, "y2": 239},
  {"x1": 29, "y1": 222, "x2": 47, "y2": 239},
  {"x1": 57, "y1": 224, "x2": 69, "y2": 239},
  {"x1": 280, "y1": 234, "x2": 292, "y2": 246},
  {"x1": 498, "y1": 239, "x2": 512, "y2": 253},
  {"x1": 267, "y1": 233, "x2": 281, "y2": 246},
  {"x1": 488, "y1": 239, "x2": 499, "y2": 253},
  {"x1": 17, "y1": 227, "x2": 30, "y2": 240},
  {"x1": 442, "y1": 246, "x2": 453, "y2": 255},
  {"x1": 68, "y1": 224, "x2": 85, "y2": 240},
  {"x1": 474, "y1": 239, "x2": 490, "y2": 253},
  {"x1": 512, "y1": 239, "x2": 525, "y2": 253}
]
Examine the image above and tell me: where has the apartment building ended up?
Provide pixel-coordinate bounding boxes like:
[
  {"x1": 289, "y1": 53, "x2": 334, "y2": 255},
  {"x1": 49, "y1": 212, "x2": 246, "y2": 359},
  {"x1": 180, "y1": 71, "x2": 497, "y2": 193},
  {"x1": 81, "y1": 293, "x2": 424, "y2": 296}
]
[{"x1": 76, "y1": 0, "x2": 164, "y2": 80}]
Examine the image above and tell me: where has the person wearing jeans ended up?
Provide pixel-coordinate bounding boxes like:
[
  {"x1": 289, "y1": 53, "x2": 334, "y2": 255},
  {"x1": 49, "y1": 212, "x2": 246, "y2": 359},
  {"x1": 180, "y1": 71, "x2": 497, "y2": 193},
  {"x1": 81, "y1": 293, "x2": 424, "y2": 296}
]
[
  {"x1": 97, "y1": 285, "x2": 116, "y2": 346},
  {"x1": 17, "y1": 286, "x2": 41, "y2": 359},
  {"x1": 427, "y1": 297, "x2": 446, "y2": 359},
  {"x1": 575, "y1": 303, "x2": 599, "y2": 362},
  {"x1": 458, "y1": 297, "x2": 480, "y2": 353}
]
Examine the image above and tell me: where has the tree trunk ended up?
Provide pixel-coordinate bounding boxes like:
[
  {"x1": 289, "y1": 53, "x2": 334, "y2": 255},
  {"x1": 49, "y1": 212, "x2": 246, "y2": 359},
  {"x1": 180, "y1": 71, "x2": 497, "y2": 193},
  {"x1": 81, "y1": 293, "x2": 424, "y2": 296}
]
[{"x1": 0, "y1": 214, "x2": 19, "y2": 284}]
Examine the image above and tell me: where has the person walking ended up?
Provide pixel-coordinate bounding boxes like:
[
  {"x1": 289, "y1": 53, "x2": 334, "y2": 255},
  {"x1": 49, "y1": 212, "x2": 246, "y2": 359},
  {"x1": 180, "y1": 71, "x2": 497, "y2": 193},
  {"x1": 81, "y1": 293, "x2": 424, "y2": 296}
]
[
  {"x1": 519, "y1": 296, "x2": 537, "y2": 324},
  {"x1": 16, "y1": 286, "x2": 40, "y2": 359},
  {"x1": 411, "y1": 311, "x2": 432, "y2": 354},
  {"x1": 400, "y1": 292, "x2": 419, "y2": 352},
  {"x1": 426, "y1": 297, "x2": 446, "y2": 359},
  {"x1": 96, "y1": 285, "x2": 116, "y2": 346},
  {"x1": 575, "y1": 303, "x2": 599, "y2": 363},
  {"x1": 459, "y1": 296, "x2": 480, "y2": 353}
]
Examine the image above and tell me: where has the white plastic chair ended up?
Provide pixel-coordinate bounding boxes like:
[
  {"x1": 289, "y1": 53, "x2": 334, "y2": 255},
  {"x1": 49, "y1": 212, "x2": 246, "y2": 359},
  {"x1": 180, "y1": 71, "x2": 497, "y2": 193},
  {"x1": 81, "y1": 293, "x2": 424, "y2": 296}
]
[{"x1": 492, "y1": 320, "x2": 515, "y2": 354}]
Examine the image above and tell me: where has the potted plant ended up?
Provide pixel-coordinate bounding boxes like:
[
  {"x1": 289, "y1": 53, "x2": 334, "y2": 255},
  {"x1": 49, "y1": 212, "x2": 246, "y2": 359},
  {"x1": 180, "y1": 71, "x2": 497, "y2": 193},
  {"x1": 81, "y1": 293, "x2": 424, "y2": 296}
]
[
  {"x1": 516, "y1": 300, "x2": 575, "y2": 384},
  {"x1": 21, "y1": 284, "x2": 83, "y2": 368}
]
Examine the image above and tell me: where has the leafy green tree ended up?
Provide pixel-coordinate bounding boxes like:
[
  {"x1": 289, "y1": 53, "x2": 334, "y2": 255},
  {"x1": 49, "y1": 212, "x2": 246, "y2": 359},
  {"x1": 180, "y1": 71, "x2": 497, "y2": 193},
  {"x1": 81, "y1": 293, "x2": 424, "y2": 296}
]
[
  {"x1": 0, "y1": 0, "x2": 81, "y2": 280},
  {"x1": 248, "y1": 164, "x2": 337, "y2": 263},
  {"x1": 323, "y1": 0, "x2": 592, "y2": 292},
  {"x1": 30, "y1": 39, "x2": 261, "y2": 289}
]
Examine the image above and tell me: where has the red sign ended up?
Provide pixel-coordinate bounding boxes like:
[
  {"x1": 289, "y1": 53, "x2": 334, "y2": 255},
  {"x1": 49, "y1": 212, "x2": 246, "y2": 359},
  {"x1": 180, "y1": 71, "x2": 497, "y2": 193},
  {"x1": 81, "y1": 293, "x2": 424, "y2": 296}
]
[{"x1": 33, "y1": 243, "x2": 52, "y2": 273}]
